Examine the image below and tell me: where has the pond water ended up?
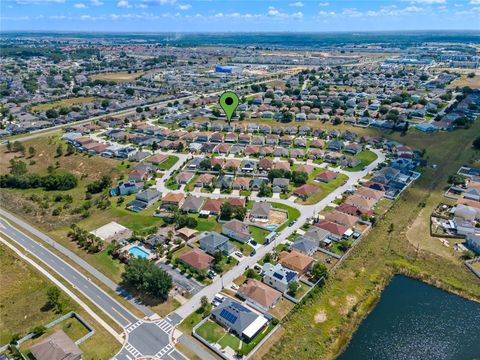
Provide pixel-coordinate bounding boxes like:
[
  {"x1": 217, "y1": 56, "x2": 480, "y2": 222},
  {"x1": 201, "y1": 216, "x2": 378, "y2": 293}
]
[{"x1": 338, "y1": 275, "x2": 480, "y2": 360}]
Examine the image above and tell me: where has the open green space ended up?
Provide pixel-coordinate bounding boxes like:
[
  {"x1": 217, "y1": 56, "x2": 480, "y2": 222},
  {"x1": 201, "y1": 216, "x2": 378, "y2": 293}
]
[
  {"x1": 346, "y1": 150, "x2": 378, "y2": 172},
  {"x1": 0, "y1": 244, "x2": 121, "y2": 359},
  {"x1": 30, "y1": 96, "x2": 102, "y2": 112},
  {"x1": 296, "y1": 173, "x2": 349, "y2": 205},
  {"x1": 158, "y1": 155, "x2": 180, "y2": 171}
]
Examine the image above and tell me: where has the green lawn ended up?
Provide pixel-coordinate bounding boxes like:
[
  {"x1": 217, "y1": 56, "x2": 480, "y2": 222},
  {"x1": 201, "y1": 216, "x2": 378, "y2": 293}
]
[
  {"x1": 297, "y1": 173, "x2": 349, "y2": 205},
  {"x1": 218, "y1": 332, "x2": 241, "y2": 350},
  {"x1": 195, "y1": 320, "x2": 225, "y2": 343},
  {"x1": 158, "y1": 155, "x2": 179, "y2": 171},
  {"x1": 345, "y1": 150, "x2": 378, "y2": 172},
  {"x1": 178, "y1": 308, "x2": 204, "y2": 334},
  {"x1": 249, "y1": 226, "x2": 270, "y2": 244}
]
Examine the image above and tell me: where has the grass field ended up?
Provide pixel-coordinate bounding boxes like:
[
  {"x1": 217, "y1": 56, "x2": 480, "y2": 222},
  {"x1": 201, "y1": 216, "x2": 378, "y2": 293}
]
[
  {"x1": 448, "y1": 74, "x2": 480, "y2": 89},
  {"x1": 0, "y1": 244, "x2": 120, "y2": 358},
  {"x1": 297, "y1": 173, "x2": 349, "y2": 205},
  {"x1": 90, "y1": 71, "x2": 145, "y2": 83},
  {"x1": 249, "y1": 226, "x2": 270, "y2": 244},
  {"x1": 265, "y1": 120, "x2": 480, "y2": 360},
  {"x1": 346, "y1": 150, "x2": 378, "y2": 172},
  {"x1": 30, "y1": 96, "x2": 102, "y2": 112},
  {"x1": 0, "y1": 134, "x2": 127, "y2": 231},
  {"x1": 158, "y1": 155, "x2": 180, "y2": 171}
]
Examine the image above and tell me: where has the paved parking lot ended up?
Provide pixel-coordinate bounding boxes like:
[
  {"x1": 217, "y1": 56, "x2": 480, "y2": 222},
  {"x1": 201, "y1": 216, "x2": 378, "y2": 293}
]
[{"x1": 156, "y1": 261, "x2": 204, "y2": 295}]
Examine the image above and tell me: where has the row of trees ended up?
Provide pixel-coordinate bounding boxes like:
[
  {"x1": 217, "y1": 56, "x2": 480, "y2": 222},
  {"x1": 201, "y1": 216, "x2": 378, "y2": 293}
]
[
  {"x1": 68, "y1": 224, "x2": 104, "y2": 253},
  {"x1": 0, "y1": 172, "x2": 78, "y2": 191}
]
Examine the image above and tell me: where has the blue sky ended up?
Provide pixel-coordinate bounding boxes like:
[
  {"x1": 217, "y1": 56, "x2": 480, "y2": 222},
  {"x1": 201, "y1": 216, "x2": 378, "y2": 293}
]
[{"x1": 1, "y1": 0, "x2": 480, "y2": 32}]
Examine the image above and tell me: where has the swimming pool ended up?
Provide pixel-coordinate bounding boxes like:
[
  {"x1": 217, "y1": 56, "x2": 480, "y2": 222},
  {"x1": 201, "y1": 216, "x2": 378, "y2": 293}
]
[
  {"x1": 265, "y1": 224, "x2": 278, "y2": 231},
  {"x1": 128, "y1": 246, "x2": 150, "y2": 259}
]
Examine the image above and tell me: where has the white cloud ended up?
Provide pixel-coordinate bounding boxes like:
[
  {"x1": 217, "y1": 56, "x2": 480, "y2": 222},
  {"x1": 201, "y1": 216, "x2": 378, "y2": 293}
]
[
  {"x1": 318, "y1": 2, "x2": 329, "y2": 6},
  {"x1": 74, "y1": 3, "x2": 87, "y2": 8},
  {"x1": 469, "y1": 0, "x2": 480, "y2": 4},
  {"x1": 292, "y1": 11, "x2": 303, "y2": 18},
  {"x1": 15, "y1": 0, "x2": 65, "y2": 4},
  {"x1": 158, "y1": 0, "x2": 177, "y2": 4},
  {"x1": 91, "y1": 0, "x2": 103, "y2": 6},
  {"x1": 117, "y1": 0, "x2": 131, "y2": 8},
  {"x1": 409, "y1": 0, "x2": 445, "y2": 3},
  {"x1": 341, "y1": 8, "x2": 363, "y2": 17},
  {"x1": 178, "y1": 4, "x2": 191, "y2": 10},
  {"x1": 289, "y1": 2, "x2": 304, "y2": 7},
  {"x1": 267, "y1": 6, "x2": 280, "y2": 16},
  {"x1": 318, "y1": 10, "x2": 335, "y2": 16}
]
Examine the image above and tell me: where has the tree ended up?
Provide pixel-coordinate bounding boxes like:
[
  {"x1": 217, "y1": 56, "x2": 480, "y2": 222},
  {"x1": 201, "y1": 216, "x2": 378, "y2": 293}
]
[
  {"x1": 122, "y1": 258, "x2": 172, "y2": 300},
  {"x1": 287, "y1": 281, "x2": 299, "y2": 296},
  {"x1": 56, "y1": 144, "x2": 63, "y2": 157},
  {"x1": 9, "y1": 159, "x2": 27, "y2": 176},
  {"x1": 245, "y1": 268, "x2": 258, "y2": 279},
  {"x1": 200, "y1": 295, "x2": 212, "y2": 314},
  {"x1": 46, "y1": 286, "x2": 64, "y2": 313},
  {"x1": 46, "y1": 109, "x2": 58, "y2": 119},
  {"x1": 311, "y1": 262, "x2": 328, "y2": 281},
  {"x1": 263, "y1": 252, "x2": 273, "y2": 264},
  {"x1": 28, "y1": 146, "x2": 36, "y2": 158},
  {"x1": 101, "y1": 99, "x2": 110, "y2": 108},
  {"x1": 473, "y1": 136, "x2": 480, "y2": 150},
  {"x1": 31, "y1": 325, "x2": 47, "y2": 337},
  {"x1": 258, "y1": 182, "x2": 272, "y2": 197},
  {"x1": 66, "y1": 143, "x2": 76, "y2": 155},
  {"x1": 125, "y1": 88, "x2": 135, "y2": 96}
]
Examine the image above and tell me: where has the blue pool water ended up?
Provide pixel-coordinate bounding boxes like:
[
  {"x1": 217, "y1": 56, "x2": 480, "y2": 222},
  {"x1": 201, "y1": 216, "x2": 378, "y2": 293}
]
[
  {"x1": 265, "y1": 224, "x2": 278, "y2": 230},
  {"x1": 129, "y1": 246, "x2": 150, "y2": 259}
]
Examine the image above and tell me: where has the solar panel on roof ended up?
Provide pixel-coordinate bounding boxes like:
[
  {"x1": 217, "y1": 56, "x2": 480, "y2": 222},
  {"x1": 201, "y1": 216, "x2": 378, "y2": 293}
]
[
  {"x1": 273, "y1": 272, "x2": 284, "y2": 280},
  {"x1": 220, "y1": 309, "x2": 238, "y2": 324},
  {"x1": 230, "y1": 301, "x2": 249, "y2": 313},
  {"x1": 285, "y1": 270, "x2": 297, "y2": 282}
]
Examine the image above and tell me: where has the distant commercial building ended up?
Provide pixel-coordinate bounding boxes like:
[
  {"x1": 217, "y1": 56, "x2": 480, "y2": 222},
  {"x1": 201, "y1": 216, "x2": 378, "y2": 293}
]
[{"x1": 215, "y1": 65, "x2": 243, "y2": 74}]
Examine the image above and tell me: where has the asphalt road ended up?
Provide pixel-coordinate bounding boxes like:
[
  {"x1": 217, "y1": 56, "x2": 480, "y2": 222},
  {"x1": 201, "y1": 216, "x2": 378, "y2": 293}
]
[{"x1": 0, "y1": 217, "x2": 187, "y2": 360}]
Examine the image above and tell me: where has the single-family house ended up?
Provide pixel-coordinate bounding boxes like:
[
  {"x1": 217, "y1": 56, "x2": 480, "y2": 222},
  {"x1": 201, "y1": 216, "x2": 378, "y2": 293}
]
[
  {"x1": 238, "y1": 279, "x2": 282, "y2": 312},
  {"x1": 178, "y1": 247, "x2": 214, "y2": 271},
  {"x1": 199, "y1": 231, "x2": 235, "y2": 255},
  {"x1": 278, "y1": 251, "x2": 315, "y2": 274},
  {"x1": 222, "y1": 219, "x2": 252, "y2": 243},
  {"x1": 181, "y1": 195, "x2": 205, "y2": 213},
  {"x1": 262, "y1": 263, "x2": 298, "y2": 293}
]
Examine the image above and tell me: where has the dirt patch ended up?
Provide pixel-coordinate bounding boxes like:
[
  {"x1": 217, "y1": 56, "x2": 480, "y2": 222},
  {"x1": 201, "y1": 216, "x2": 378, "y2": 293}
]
[
  {"x1": 340, "y1": 295, "x2": 357, "y2": 315},
  {"x1": 314, "y1": 310, "x2": 327, "y2": 323}
]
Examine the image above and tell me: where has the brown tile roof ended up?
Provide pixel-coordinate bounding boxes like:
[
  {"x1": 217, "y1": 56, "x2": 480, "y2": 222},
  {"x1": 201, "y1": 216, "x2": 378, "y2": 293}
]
[
  {"x1": 315, "y1": 170, "x2": 338, "y2": 182},
  {"x1": 202, "y1": 198, "x2": 224, "y2": 213},
  {"x1": 162, "y1": 192, "x2": 185, "y2": 204},
  {"x1": 278, "y1": 251, "x2": 314, "y2": 273},
  {"x1": 178, "y1": 247, "x2": 214, "y2": 270},
  {"x1": 238, "y1": 279, "x2": 282, "y2": 308},
  {"x1": 314, "y1": 220, "x2": 348, "y2": 237},
  {"x1": 227, "y1": 197, "x2": 246, "y2": 207},
  {"x1": 345, "y1": 194, "x2": 376, "y2": 210},
  {"x1": 293, "y1": 184, "x2": 318, "y2": 197},
  {"x1": 355, "y1": 187, "x2": 384, "y2": 201},
  {"x1": 324, "y1": 210, "x2": 358, "y2": 228}
]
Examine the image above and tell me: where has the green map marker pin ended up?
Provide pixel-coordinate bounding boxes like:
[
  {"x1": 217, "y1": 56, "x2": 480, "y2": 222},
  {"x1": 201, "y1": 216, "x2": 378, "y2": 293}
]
[{"x1": 219, "y1": 91, "x2": 239, "y2": 124}]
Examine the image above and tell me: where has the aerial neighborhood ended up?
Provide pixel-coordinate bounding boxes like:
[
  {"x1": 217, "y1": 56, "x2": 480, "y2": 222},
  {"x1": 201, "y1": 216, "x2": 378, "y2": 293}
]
[{"x1": 0, "y1": 30, "x2": 479, "y2": 360}]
